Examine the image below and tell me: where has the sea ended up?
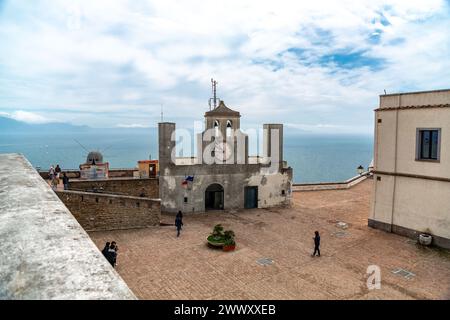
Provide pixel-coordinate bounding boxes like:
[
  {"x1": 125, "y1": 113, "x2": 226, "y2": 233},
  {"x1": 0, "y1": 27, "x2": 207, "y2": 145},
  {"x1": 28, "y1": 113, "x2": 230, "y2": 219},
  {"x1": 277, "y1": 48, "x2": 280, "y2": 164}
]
[{"x1": 0, "y1": 129, "x2": 373, "y2": 184}]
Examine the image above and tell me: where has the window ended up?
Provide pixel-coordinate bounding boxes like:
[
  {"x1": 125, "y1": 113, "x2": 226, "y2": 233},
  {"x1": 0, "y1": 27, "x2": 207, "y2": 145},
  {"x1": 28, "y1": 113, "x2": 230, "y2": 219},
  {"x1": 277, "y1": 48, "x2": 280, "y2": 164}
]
[
  {"x1": 417, "y1": 129, "x2": 441, "y2": 161},
  {"x1": 184, "y1": 197, "x2": 188, "y2": 203},
  {"x1": 226, "y1": 120, "x2": 233, "y2": 137},
  {"x1": 214, "y1": 120, "x2": 220, "y2": 136}
]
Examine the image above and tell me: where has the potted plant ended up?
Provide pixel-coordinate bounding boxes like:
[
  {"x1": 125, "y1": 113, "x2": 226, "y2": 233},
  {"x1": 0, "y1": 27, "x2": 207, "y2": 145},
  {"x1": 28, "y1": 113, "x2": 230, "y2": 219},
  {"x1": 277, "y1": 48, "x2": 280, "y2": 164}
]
[
  {"x1": 222, "y1": 230, "x2": 236, "y2": 251},
  {"x1": 206, "y1": 224, "x2": 236, "y2": 251}
]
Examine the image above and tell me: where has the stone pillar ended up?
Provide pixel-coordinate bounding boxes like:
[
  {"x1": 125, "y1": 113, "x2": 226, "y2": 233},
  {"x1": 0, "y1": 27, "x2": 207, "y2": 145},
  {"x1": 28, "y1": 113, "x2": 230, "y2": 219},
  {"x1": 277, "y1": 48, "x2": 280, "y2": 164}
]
[
  {"x1": 158, "y1": 122, "x2": 176, "y2": 175},
  {"x1": 263, "y1": 124, "x2": 283, "y2": 172}
]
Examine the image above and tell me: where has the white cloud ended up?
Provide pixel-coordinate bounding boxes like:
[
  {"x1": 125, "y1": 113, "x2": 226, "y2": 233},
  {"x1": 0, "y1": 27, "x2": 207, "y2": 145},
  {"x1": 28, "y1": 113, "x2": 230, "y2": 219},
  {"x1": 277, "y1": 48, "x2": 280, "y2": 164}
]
[
  {"x1": 0, "y1": 0, "x2": 449, "y2": 132},
  {"x1": 12, "y1": 111, "x2": 54, "y2": 124},
  {"x1": 0, "y1": 110, "x2": 55, "y2": 124}
]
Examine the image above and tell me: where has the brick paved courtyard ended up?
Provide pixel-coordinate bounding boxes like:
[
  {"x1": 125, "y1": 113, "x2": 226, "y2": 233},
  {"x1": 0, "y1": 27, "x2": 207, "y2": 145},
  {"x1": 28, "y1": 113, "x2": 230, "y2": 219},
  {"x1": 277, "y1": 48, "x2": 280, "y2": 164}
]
[{"x1": 89, "y1": 179, "x2": 450, "y2": 299}]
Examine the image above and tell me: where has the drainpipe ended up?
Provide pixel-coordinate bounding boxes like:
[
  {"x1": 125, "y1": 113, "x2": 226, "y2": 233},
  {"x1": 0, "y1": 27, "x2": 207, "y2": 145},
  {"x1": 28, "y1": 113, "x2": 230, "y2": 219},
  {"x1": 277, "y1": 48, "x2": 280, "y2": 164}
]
[{"x1": 390, "y1": 95, "x2": 401, "y2": 232}]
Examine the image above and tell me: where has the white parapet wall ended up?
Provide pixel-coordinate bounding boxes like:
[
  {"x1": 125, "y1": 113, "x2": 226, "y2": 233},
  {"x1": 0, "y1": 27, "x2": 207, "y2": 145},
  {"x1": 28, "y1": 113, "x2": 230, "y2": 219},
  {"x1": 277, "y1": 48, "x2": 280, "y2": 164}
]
[
  {"x1": 0, "y1": 153, "x2": 136, "y2": 300},
  {"x1": 292, "y1": 172, "x2": 370, "y2": 192}
]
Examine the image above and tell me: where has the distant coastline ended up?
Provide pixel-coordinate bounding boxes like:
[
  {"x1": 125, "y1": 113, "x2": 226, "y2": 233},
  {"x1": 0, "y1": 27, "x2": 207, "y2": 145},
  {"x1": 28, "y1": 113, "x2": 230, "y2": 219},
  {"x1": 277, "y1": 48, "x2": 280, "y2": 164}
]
[{"x1": 0, "y1": 116, "x2": 373, "y2": 183}]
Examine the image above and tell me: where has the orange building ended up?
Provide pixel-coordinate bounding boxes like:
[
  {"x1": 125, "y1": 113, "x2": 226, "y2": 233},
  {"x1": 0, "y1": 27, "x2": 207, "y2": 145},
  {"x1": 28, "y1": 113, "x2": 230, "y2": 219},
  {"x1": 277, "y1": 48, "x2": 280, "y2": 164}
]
[{"x1": 137, "y1": 160, "x2": 159, "y2": 178}]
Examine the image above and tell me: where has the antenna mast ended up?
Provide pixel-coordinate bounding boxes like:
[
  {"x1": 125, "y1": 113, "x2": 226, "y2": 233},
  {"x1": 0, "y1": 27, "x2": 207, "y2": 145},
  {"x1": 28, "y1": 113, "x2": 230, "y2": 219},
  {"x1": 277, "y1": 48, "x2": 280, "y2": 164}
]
[
  {"x1": 208, "y1": 78, "x2": 218, "y2": 111},
  {"x1": 161, "y1": 104, "x2": 164, "y2": 122}
]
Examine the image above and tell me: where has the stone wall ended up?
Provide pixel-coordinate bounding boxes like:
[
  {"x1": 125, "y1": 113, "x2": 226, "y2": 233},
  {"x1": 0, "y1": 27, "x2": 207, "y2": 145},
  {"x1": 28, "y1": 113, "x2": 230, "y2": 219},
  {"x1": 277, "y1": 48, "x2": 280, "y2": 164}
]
[
  {"x1": 292, "y1": 173, "x2": 370, "y2": 192},
  {"x1": 68, "y1": 177, "x2": 159, "y2": 198},
  {"x1": 56, "y1": 190, "x2": 161, "y2": 231}
]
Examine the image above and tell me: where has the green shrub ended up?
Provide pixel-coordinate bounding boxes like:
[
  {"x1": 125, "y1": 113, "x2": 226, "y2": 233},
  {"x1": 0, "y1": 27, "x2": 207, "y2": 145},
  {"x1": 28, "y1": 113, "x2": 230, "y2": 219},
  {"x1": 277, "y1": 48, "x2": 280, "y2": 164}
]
[
  {"x1": 208, "y1": 224, "x2": 236, "y2": 247},
  {"x1": 212, "y1": 224, "x2": 224, "y2": 237}
]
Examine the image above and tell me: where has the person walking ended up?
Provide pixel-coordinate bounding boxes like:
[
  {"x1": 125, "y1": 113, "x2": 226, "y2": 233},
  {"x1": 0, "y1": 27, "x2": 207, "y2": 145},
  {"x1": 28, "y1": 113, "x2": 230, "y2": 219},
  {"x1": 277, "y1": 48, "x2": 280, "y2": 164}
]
[
  {"x1": 102, "y1": 242, "x2": 110, "y2": 258},
  {"x1": 55, "y1": 164, "x2": 61, "y2": 178},
  {"x1": 49, "y1": 165, "x2": 55, "y2": 181},
  {"x1": 175, "y1": 212, "x2": 183, "y2": 237},
  {"x1": 51, "y1": 174, "x2": 58, "y2": 191},
  {"x1": 62, "y1": 173, "x2": 70, "y2": 190},
  {"x1": 312, "y1": 231, "x2": 321, "y2": 257},
  {"x1": 107, "y1": 242, "x2": 118, "y2": 268}
]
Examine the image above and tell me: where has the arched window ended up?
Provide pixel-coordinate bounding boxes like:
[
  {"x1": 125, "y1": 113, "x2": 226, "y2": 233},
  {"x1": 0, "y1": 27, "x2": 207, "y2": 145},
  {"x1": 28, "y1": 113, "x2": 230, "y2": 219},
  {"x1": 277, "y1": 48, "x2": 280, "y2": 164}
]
[
  {"x1": 214, "y1": 120, "x2": 220, "y2": 137},
  {"x1": 226, "y1": 120, "x2": 232, "y2": 137}
]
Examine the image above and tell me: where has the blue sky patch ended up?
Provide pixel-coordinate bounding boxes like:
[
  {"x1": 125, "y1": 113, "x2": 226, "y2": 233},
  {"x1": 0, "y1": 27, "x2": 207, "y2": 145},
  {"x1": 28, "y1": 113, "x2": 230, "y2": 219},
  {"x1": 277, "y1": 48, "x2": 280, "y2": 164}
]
[{"x1": 319, "y1": 51, "x2": 386, "y2": 71}]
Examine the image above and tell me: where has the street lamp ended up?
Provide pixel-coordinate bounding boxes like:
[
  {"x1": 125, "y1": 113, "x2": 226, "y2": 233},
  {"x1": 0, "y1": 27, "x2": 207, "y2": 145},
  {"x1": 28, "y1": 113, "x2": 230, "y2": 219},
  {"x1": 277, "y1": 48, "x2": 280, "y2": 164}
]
[{"x1": 357, "y1": 165, "x2": 364, "y2": 175}]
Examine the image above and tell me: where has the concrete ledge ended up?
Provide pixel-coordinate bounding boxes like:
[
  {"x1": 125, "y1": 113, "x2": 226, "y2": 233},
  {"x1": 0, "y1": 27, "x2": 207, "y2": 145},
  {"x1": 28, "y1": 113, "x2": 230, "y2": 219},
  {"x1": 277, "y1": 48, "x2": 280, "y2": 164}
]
[
  {"x1": 0, "y1": 153, "x2": 136, "y2": 300},
  {"x1": 292, "y1": 172, "x2": 370, "y2": 192},
  {"x1": 368, "y1": 218, "x2": 450, "y2": 250},
  {"x1": 38, "y1": 168, "x2": 139, "y2": 180}
]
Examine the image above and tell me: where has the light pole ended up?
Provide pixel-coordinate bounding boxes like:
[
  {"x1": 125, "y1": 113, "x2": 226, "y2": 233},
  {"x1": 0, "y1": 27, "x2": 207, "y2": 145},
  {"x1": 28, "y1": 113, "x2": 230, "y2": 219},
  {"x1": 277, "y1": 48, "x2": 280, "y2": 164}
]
[{"x1": 357, "y1": 165, "x2": 364, "y2": 175}]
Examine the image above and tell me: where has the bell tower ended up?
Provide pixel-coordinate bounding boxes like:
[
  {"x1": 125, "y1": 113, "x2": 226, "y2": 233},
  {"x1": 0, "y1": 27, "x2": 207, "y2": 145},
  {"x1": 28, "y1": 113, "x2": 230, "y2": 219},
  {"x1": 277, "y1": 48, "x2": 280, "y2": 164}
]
[{"x1": 196, "y1": 80, "x2": 247, "y2": 164}]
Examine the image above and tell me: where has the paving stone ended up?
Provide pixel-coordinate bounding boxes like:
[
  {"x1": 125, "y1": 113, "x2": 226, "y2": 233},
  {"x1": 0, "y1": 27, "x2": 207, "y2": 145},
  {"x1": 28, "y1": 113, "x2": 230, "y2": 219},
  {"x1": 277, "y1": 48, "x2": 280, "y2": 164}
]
[{"x1": 89, "y1": 180, "x2": 450, "y2": 300}]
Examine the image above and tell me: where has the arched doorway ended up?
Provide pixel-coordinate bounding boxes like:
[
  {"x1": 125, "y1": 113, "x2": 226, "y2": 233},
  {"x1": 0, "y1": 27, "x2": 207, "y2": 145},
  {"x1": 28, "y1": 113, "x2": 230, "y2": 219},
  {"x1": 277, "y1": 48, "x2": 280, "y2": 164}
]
[{"x1": 205, "y1": 183, "x2": 224, "y2": 210}]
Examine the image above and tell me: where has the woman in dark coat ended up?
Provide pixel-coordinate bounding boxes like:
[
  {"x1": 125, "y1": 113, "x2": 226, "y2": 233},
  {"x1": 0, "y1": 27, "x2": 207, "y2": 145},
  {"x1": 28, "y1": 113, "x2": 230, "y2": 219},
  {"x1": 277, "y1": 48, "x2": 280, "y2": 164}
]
[
  {"x1": 102, "y1": 242, "x2": 110, "y2": 258},
  {"x1": 107, "y1": 243, "x2": 117, "y2": 267},
  {"x1": 175, "y1": 214, "x2": 183, "y2": 237},
  {"x1": 312, "y1": 231, "x2": 321, "y2": 257}
]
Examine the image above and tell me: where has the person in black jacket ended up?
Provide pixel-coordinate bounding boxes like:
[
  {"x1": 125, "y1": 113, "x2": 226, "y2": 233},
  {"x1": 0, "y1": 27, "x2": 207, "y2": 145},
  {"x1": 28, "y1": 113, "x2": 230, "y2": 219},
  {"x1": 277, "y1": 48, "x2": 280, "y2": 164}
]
[
  {"x1": 107, "y1": 243, "x2": 118, "y2": 267},
  {"x1": 62, "y1": 173, "x2": 70, "y2": 190},
  {"x1": 312, "y1": 231, "x2": 321, "y2": 257},
  {"x1": 175, "y1": 213, "x2": 183, "y2": 237},
  {"x1": 102, "y1": 242, "x2": 110, "y2": 258}
]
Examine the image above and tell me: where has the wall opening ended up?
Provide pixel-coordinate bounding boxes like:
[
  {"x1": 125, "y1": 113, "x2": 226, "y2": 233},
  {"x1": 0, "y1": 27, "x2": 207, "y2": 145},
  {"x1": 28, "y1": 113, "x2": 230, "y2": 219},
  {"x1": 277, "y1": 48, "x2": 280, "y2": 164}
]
[{"x1": 205, "y1": 184, "x2": 224, "y2": 210}]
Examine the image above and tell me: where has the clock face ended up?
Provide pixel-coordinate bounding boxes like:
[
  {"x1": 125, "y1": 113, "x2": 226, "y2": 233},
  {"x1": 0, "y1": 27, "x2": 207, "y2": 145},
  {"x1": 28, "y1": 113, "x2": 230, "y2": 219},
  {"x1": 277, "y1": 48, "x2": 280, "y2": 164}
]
[{"x1": 214, "y1": 141, "x2": 233, "y2": 162}]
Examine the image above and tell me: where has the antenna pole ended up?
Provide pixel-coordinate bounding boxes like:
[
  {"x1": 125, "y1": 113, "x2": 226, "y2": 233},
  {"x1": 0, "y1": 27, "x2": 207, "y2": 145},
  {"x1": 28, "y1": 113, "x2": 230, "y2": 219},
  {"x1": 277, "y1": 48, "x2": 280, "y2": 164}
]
[
  {"x1": 213, "y1": 79, "x2": 217, "y2": 109},
  {"x1": 161, "y1": 104, "x2": 164, "y2": 122},
  {"x1": 74, "y1": 139, "x2": 90, "y2": 153},
  {"x1": 209, "y1": 78, "x2": 219, "y2": 110}
]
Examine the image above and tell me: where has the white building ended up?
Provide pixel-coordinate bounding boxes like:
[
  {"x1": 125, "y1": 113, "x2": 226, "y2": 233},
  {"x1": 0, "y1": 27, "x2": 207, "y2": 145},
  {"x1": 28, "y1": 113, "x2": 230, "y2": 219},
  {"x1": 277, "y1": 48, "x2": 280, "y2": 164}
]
[{"x1": 370, "y1": 89, "x2": 450, "y2": 248}]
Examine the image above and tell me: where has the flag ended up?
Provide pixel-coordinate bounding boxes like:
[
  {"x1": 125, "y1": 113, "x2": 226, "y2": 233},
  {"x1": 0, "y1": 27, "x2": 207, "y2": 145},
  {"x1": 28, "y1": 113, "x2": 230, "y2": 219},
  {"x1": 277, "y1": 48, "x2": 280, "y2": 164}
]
[{"x1": 185, "y1": 175, "x2": 194, "y2": 182}]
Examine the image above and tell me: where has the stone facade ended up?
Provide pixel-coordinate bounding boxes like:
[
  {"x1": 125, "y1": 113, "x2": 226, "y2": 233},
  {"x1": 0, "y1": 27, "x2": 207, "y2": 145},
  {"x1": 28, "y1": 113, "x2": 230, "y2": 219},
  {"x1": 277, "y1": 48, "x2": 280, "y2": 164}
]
[
  {"x1": 56, "y1": 190, "x2": 161, "y2": 231},
  {"x1": 159, "y1": 100, "x2": 293, "y2": 213},
  {"x1": 68, "y1": 178, "x2": 159, "y2": 198}
]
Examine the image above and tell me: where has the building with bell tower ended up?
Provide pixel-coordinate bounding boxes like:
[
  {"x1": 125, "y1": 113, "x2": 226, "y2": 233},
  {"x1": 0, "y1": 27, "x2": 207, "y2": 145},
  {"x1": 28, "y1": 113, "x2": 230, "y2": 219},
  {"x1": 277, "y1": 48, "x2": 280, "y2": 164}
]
[{"x1": 158, "y1": 81, "x2": 292, "y2": 213}]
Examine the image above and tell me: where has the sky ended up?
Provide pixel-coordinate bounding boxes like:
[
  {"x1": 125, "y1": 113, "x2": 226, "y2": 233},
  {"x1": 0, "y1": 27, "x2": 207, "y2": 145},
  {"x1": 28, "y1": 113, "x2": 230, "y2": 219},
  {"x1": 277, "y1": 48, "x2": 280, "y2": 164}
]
[{"x1": 0, "y1": 0, "x2": 449, "y2": 134}]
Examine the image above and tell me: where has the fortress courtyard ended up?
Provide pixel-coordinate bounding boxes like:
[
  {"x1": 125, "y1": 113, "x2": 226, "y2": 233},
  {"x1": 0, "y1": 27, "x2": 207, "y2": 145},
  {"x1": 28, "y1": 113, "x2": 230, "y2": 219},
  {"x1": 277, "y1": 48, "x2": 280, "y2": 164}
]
[{"x1": 89, "y1": 179, "x2": 450, "y2": 300}]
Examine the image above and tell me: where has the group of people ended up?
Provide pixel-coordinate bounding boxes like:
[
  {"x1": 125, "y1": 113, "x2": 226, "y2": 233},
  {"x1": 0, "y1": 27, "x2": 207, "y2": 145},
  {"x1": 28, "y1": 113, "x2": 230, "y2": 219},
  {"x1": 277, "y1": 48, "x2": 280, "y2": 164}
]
[
  {"x1": 102, "y1": 241, "x2": 119, "y2": 268},
  {"x1": 48, "y1": 164, "x2": 70, "y2": 190}
]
